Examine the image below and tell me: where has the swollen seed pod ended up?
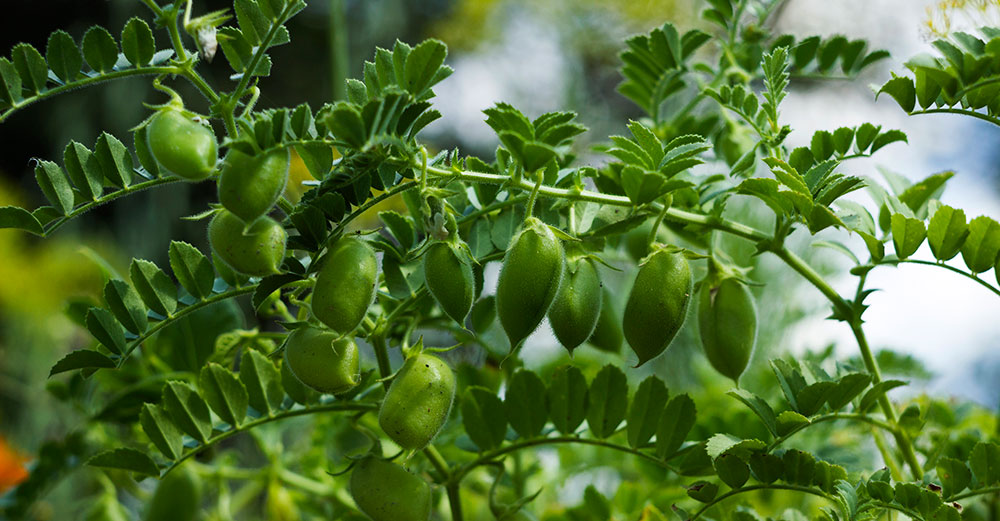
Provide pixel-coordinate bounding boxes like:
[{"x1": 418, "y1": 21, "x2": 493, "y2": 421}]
[
  {"x1": 547, "y1": 255, "x2": 602, "y2": 354},
  {"x1": 208, "y1": 210, "x2": 287, "y2": 277},
  {"x1": 378, "y1": 353, "x2": 456, "y2": 450},
  {"x1": 217, "y1": 147, "x2": 291, "y2": 224},
  {"x1": 698, "y1": 278, "x2": 757, "y2": 383},
  {"x1": 350, "y1": 456, "x2": 432, "y2": 521},
  {"x1": 283, "y1": 326, "x2": 360, "y2": 394},
  {"x1": 146, "y1": 107, "x2": 218, "y2": 180},
  {"x1": 623, "y1": 247, "x2": 693, "y2": 366},
  {"x1": 496, "y1": 217, "x2": 566, "y2": 350},
  {"x1": 311, "y1": 237, "x2": 378, "y2": 335},
  {"x1": 424, "y1": 241, "x2": 475, "y2": 324},
  {"x1": 144, "y1": 463, "x2": 202, "y2": 521},
  {"x1": 588, "y1": 289, "x2": 623, "y2": 354}
]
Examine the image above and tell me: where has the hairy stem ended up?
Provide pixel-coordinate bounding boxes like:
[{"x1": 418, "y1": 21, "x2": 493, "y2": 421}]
[
  {"x1": 41, "y1": 176, "x2": 185, "y2": 236},
  {"x1": 690, "y1": 484, "x2": 835, "y2": 521},
  {"x1": 1, "y1": 67, "x2": 187, "y2": 123},
  {"x1": 454, "y1": 436, "x2": 680, "y2": 482},
  {"x1": 766, "y1": 412, "x2": 898, "y2": 451},
  {"x1": 120, "y1": 285, "x2": 257, "y2": 363},
  {"x1": 160, "y1": 402, "x2": 377, "y2": 475},
  {"x1": 910, "y1": 108, "x2": 1000, "y2": 127},
  {"x1": 772, "y1": 248, "x2": 922, "y2": 478},
  {"x1": 879, "y1": 258, "x2": 1000, "y2": 298},
  {"x1": 850, "y1": 322, "x2": 924, "y2": 479},
  {"x1": 423, "y1": 164, "x2": 767, "y2": 241},
  {"x1": 327, "y1": 181, "x2": 420, "y2": 245}
]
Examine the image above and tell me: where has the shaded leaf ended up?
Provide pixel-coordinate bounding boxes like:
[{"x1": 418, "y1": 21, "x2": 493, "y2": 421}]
[
  {"x1": 715, "y1": 454, "x2": 750, "y2": 488},
  {"x1": 49, "y1": 350, "x2": 116, "y2": 376},
  {"x1": 199, "y1": 363, "x2": 249, "y2": 427},
  {"x1": 937, "y1": 457, "x2": 971, "y2": 498},
  {"x1": 82, "y1": 26, "x2": 118, "y2": 73},
  {"x1": 169, "y1": 241, "x2": 215, "y2": 299},
  {"x1": 140, "y1": 403, "x2": 183, "y2": 460},
  {"x1": 627, "y1": 375, "x2": 669, "y2": 449},
  {"x1": 240, "y1": 349, "x2": 283, "y2": 416},
  {"x1": 928, "y1": 205, "x2": 968, "y2": 261},
  {"x1": 121, "y1": 18, "x2": 155, "y2": 67},
  {"x1": 11, "y1": 43, "x2": 47, "y2": 94},
  {"x1": 750, "y1": 453, "x2": 784, "y2": 484},
  {"x1": 33, "y1": 160, "x2": 74, "y2": 215},
  {"x1": 104, "y1": 279, "x2": 148, "y2": 335},
  {"x1": 94, "y1": 132, "x2": 134, "y2": 188},
  {"x1": 961, "y1": 216, "x2": 1000, "y2": 273},
  {"x1": 87, "y1": 448, "x2": 158, "y2": 477},
  {"x1": 85, "y1": 307, "x2": 126, "y2": 355},
  {"x1": 858, "y1": 379, "x2": 907, "y2": 412},
  {"x1": 505, "y1": 370, "x2": 548, "y2": 439},
  {"x1": 586, "y1": 365, "x2": 628, "y2": 439},
  {"x1": 461, "y1": 386, "x2": 507, "y2": 451},
  {"x1": 547, "y1": 365, "x2": 588, "y2": 435},
  {"x1": 45, "y1": 30, "x2": 81, "y2": 83},
  {"x1": 162, "y1": 381, "x2": 213, "y2": 443},
  {"x1": 130, "y1": 259, "x2": 177, "y2": 317},
  {"x1": 970, "y1": 442, "x2": 1000, "y2": 487},
  {"x1": 826, "y1": 373, "x2": 872, "y2": 410},
  {"x1": 0, "y1": 206, "x2": 44, "y2": 235},
  {"x1": 656, "y1": 394, "x2": 696, "y2": 459},
  {"x1": 782, "y1": 449, "x2": 816, "y2": 485},
  {"x1": 727, "y1": 388, "x2": 778, "y2": 438}
]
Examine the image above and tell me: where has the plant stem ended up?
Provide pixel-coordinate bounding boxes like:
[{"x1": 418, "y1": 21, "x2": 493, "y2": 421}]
[
  {"x1": 160, "y1": 402, "x2": 378, "y2": 475},
  {"x1": 878, "y1": 258, "x2": 1000, "y2": 298},
  {"x1": 771, "y1": 247, "x2": 853, "y2": 320},
  {"x1": 423, "y1": 164, "x2": 767, "y2": 241},
  {"x1": 647, "y1": 202, "x2": 670, "y2": 247},
  {"x1": 328, "y1": 0, "x2": 349, "y2": 101},
  {"x1": 327, "y1": 181, "x2": 420, "y2": 245},
  {"x1": 850, "y1": 322, "x2": 924, "y2": 479},
  {"x1": 524, "y1": 171, "x2": 543, "y2": 220},
  {"x1": 369, "y1": 327, "x2": 392, "y2": 391},
  {"x1": 232, "y1": 2, "x2": 292, "y2": 101},
  {"x1": 690, "y1": 484, "x2": 835, "y2": 521},
  {"x1": 41, "y1": 176, "x2": 185, "y2": 236},
  {"x1": 766, "y1": 412, "x2": 898, "y2": 451},
  {"x1": 458, "y1": 195, "x2": 526, "y2": 225},
  {"x1": 950, "y1": 486, "x2": 1000, "y2": 502},
  {"x1": 910, "y1": 108, "x2": 1000, "y2": 127},
  {"x1": 454, "y1": 436, "x2": 680, "y2": 481},
  {"x1": 872, "y1": 426, "x2": 905, "y2": 481},
  {"x1": 163, "y1": 4, "x2": 189, "y2": 62},
  {"x1": 420, "y1": 146, "x2": 429, "y2": 192},
  {"x1": 446, "y1": 482, "x2": 465, "y2": 521},
  {"x1": 0, "y1": 67, "x2": 187, "y2": 123},
  {"x1": 771, "y1": 248, "x2": 923, "y2": 478},
  {"x1": 121, "y1": 285, "x2": 258, "y2": 362}
]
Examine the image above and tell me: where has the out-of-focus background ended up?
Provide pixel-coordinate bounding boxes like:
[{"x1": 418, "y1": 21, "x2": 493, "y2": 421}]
[{"x1": 2, "y1": 0, "x2": 1000, "y2": 502}]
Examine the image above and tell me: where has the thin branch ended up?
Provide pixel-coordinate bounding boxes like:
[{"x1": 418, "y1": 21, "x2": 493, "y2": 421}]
[
  {"x1": 877, "y1": 258, "x2": 1000, "y2": 298},
  {"x1": 453, "y1": 436, "x2": 680, "y2": 482},
  {"x1": 40, "y1": 176, "x2": 186, "y2": 236},
  {"x1": 691, "y1": 484, "x2": 836, "y2": 521},
  {"x1": 159, "y1": 402, "x2": 378, "y2": 476},
  {"x1": 766, "y1": 412, "x2": 898, "y2": 451},
  {"x1": 120, "y1": 285, "x2": 258, "y2": 363}
]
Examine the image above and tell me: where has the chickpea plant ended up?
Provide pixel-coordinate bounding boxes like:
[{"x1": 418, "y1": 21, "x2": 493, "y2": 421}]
[{"x1": 2, "y1": 0, "x2": 1000, "y2": 519}]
